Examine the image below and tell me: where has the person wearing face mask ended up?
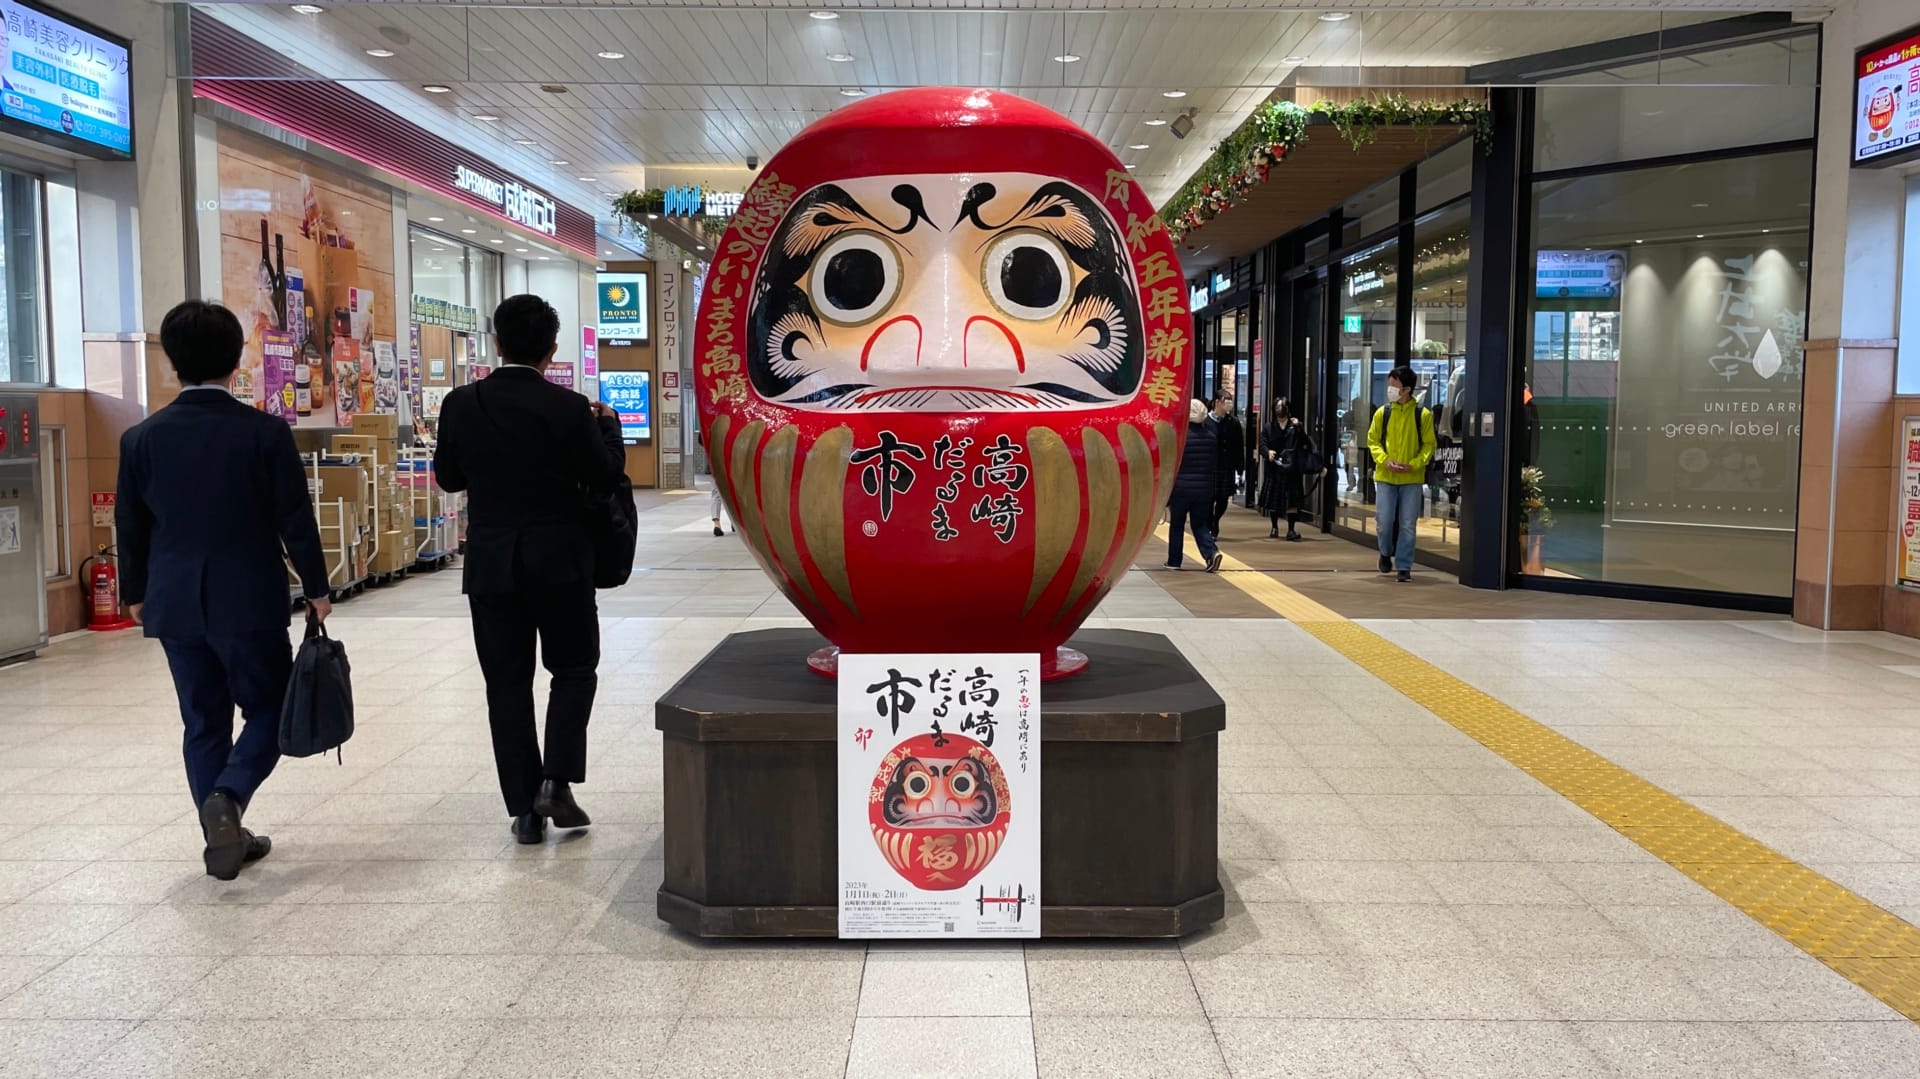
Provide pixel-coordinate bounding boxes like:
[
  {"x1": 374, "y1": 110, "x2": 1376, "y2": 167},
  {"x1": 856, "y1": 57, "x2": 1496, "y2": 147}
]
[
  {"x1": 1259, "y1": 397, "x2": 1312, "y2": 541},
  {"x1": 1366, "y1": 366, "x2": 1437, "y2": 582}
]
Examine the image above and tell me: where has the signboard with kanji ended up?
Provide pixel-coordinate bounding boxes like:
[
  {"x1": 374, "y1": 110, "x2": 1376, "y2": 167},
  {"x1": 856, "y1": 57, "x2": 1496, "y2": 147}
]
[{"x1": 838, "y1": 651, "x2": 1040, "y2": 939}]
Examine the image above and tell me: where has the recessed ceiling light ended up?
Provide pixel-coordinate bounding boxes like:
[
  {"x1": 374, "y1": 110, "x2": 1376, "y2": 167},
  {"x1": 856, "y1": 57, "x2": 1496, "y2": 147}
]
[
  {"x1": 422, "y1": 84, "x2": 451, "y2": 94},
  {"x1": 461, "y1": 228, "x2": 477, "y2": 234},
  {"x1": 1054, "y1": 54, "x2": 1081, "y2": 63},
  {"x1": 810, "y1": 10, "x2": 840, "y2": 19},
  {"x1": 1634, "y1": 239, "x2": 1644, "y2": 244},
  {"x1": 514, "y1": 248, "x2": 528, "y2": 253},
  {"x1": 697, "y1": 245, "x2": 707, "y2": 250},
  {"x1": 1283, "y1": 55, "x2": 1308, "y2": 63},
  {"x1": 826, "y1": 52, "x2": 855, "y2": 62},
  {"x1": 1761, "y1": 228, "x2": 1771, "y2": 233},
  {"x1": 577, "y1": 176, "x2": 597, "y2": 182},
  {"x1": 647, "y1": 213, "x2": 659, "y2": 221},
  {"x1": 1691, "y1": 202, "x2": 1710, "y2": 208},
  {"x1": 472, "y1": 114, "x2": 499, "y2": 122},
  {"x1": 1161, "y1": 90, "x2": 1187, "y2": 98},
  {"x1": 427, "y1": 216, "x2": 444, "y2": 223},
  {"x1": 1124, "y1": 164, "x2": 1136, "y2": 170},
  {"x1": 1695, "y1": 234, "x2": 1705, "y2": 239},
  {"x1": 1145, "y1": 118, "x2": 1168, "y2": 126},
  {"x1": 551, "y1": 160, "x2": 569, "y2": 166},
  {"x1": 364, "y1": 48, "x2": 394, "y2": 58},
  {"x1": 596, "y1": 51, "x2": 625, "y2": 60},
  {"x1": 839, "y1": 88, "x2": 865, "y2": 97},
  {"x1": 513, "y1": 138, "x2": 537, "y2": 145},
  {"x1": 1128, "y1": 143, "x2": 1150, "y2": 150},
  {"x1": 1320, "y1": 12, "x2": 1352, "y2": 22},
  {"x1": 490, "y1": 239, "x2": 503, "y2": 244},
  {"x1": 537, "y1": 255, "x2": 550, "y2": 260},
  {"x1": 291, "y1": 4, "x2": 323, "y2": 13}
]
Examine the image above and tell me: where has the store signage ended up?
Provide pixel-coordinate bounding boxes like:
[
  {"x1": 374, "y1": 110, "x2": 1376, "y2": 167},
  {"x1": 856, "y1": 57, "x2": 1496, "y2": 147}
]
[
  {"x1": 837, "y1": 652, "x2": 1040, "y2": 939},
  {"x1": 659, "y1": 267, "x2": 679, "y2": 367},
  {"x1": 0, "y1": 1, "x2": 132, "y2": 159},
  {"x1": 453, "y1": 164, "x2": 558, "y2": 235},
  {"x1": 411, "y1": 294, "x2": 479, "y2": 333},
  {"x1": 1535, "y1": 250, "x2": 1627, "y2": 299},
  {"x1": 1211, "y1": 271, "x2": 1231, "y2": 297},
  {"x1": 581, "y1": 327, "x2": 598, "y2": 378},
  {"x1": 599, "y1": 370, "x2": 651, "y2": 440},
  {"x1": 662, "y1": 185, "x2": 744, "y2": 218},
  {"x1": 1902, "y1": 418, "x2": 1920, "y2": 589},
  {"x1": 596, "y1": 271, "x2": 650, "y2": 344},
  {"x1": 1189, "y1": 282, "x2": 1209, "y2": 311},
  {"x1": 1347, "y1": 268, "x2": 1386, "y2": 298},
  {"x1": 545, "y1": 362, "x2": 575, "y2": 390},
  {"x1": 1855, "y1": 26, "x2": 1920, "y2": 168}
]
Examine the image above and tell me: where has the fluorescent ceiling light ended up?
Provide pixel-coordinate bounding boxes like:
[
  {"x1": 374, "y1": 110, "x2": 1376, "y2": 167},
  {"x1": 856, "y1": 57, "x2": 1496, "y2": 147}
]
[
  {"x1": 810, "y1": 11, "x2": 840, "y2": 19},
  {"x1": 1145, "y1": 119, "x2": 1167, "y2": 126},
  {"x1": 364, "y1": 48, "x2": 394, "y2": 58},
  {"x1": 1161, "y1": 90, "x2": 1187, "y2": 98},
  {"x1": 472, "y1": 114, "x2": 499, "y2": 122},
  {"x1": 1054, "y1": 54, "x2": 1081, "y2": 63},
  {"x1": 1128, "y1": 143, "x2": 1149, "y2": 150},
  {"x1": 461, "y1": 229, "x2": 477, "y2": 234},
  {"x1": 1320, "y1": 12, "x2": 1352, "y2": 22},
  {"x1": 291, "y1": 4, "x2": 323, "y2": 13},
  {"x1": 427, "y1": 216, "x2": 444, "y2": 222},
  {"x1": 597, "y1": 51, "x2": 625, "y2": 60},
  {"x1": 422, "y1": 85, "x2": 451, "y2": 94},
  {"x1": 826, "y1": 52, "x2": 855, "y2": 62}
]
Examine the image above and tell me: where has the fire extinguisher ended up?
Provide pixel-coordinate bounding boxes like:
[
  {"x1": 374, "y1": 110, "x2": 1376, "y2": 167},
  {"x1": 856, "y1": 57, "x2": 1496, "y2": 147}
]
[{"x1": 78, "y1": 546, "x2": 137, "y2": 633}]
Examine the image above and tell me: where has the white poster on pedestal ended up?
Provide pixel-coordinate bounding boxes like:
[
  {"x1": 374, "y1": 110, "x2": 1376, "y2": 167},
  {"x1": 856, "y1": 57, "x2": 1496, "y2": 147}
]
[{"x1": 838, "y1": 653, "x2": 1040, "y2": 939}]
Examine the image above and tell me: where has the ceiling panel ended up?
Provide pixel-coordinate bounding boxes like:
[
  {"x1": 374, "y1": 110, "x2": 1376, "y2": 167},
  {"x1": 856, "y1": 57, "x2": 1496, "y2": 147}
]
[{"x1": 188, "y1": 2, "x2": 1820, "y2": 234}]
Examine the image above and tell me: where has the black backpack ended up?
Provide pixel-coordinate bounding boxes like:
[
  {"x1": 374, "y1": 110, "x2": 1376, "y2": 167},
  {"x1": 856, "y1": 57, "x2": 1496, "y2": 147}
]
[
  {"x1": 589, "y1": 476, "x2": 638, "y2": 589},
  {"x1": 280, "y1": 615, "x2": 354, "y2": 759}
]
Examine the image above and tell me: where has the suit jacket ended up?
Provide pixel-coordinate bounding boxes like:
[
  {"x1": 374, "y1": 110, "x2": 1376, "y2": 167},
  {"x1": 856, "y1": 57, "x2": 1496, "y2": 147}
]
[
  {"x1": 1214, "y1": 412, "x2": 1244, "y2": 494},
  {"x1": 433, "y1": 364, "x2": 626, "y2": 594},
  {"x1": 116, "y1": 387, "x2": 331, "y2": 640}
]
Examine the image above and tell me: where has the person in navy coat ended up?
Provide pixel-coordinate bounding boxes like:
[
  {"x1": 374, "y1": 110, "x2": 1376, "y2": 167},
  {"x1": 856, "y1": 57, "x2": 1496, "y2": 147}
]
[{"x1": 116, "y1": 301, "x2": 333, "y2": 881}]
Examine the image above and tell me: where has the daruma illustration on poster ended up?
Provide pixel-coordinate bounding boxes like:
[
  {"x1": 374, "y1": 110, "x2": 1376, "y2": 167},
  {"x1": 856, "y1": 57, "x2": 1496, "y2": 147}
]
[{"x1": 694, "y1": 87, "x2": 1194, "y2": 679}]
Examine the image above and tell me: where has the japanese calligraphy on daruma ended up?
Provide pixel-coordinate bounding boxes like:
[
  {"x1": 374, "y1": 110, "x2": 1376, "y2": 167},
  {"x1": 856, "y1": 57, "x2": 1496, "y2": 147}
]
[{"x1": 694, "y1": 88, "x2": 1193, "y2": 679}]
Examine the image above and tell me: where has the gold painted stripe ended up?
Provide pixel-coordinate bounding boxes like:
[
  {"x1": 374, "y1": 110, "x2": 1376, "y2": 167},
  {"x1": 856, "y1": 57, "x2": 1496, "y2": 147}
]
[
  {"x1": 756, "y1": 425, "x2": 820, "y2": 610},
  {"x1": 1183, "y1": 546, "x2": 1920, "y2": 1022},
  {"x1": 1023, "y1": 427, "x2": 1078, "y2": 616},
  {"x1": 1149, "y1": 420, "x2": 1180, "y2": 530},
  {"x1": 729, "y1": 420, "x2": 769, "y2": 559},
  {"x1": 1059, "y1": 429, "x2": 1123, "y2": 624},
  {"x1": 800, "y1": 425, "x2": 858, "y2": 618},
  {"x1": 1118, "y1": 423, "x2": 1155, "y2": 555}
]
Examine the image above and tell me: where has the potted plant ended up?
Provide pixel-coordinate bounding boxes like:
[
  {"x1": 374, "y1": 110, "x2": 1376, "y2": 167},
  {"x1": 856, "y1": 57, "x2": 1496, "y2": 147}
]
[{"x1": 1519, "y1": 465, "x2": 1553, "y2": 574}]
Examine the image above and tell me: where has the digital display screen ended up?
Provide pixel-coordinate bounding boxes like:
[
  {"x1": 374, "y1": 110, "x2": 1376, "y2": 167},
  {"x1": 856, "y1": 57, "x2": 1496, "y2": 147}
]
[
  {"x1": 1536, "y1": 250, "x2": 1628, "y2": 299},
  {"x1": 0, "y1": 0, "x2": 132, "y2": 159},
  {"x1": 1855, "y1": 25, "x2": 1920, "y2": 168},
  {"x1": 596, "y1": 271, "x2": 649, "y2": 345},
  {"x1": 598, "y1": 370, "x2": 651, "y2": 441}
]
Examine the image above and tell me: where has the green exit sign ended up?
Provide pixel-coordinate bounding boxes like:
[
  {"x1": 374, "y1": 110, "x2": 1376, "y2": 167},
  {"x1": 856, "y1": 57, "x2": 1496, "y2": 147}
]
[{"x1": 1342, "y1": 314, "x2": 1364, "y2": 334}]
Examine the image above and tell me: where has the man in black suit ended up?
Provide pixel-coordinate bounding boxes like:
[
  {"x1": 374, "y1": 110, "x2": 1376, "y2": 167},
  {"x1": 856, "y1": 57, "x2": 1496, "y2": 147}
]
[
  {"x1": 116, "y1": 301, "x2": 333, "y2": 880},
  {"x1": 1210, "y1": 394, "x2": 1245, "y2": 536},
  {"x1": 434, "y1": 295, "x2": 625, "y2": 844}
]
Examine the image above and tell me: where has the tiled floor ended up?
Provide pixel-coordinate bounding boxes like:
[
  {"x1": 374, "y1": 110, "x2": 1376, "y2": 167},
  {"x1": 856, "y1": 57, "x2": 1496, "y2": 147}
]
[{"x1": 2, "y1": 491, "x2": 1919, "y2": 1076}]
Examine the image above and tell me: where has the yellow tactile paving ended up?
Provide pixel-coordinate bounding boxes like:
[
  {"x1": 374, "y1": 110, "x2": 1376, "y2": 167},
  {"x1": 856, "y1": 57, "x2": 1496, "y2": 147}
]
[{"x1": 1152, "y1": 531, "x2": 1920, "y2": 1021}]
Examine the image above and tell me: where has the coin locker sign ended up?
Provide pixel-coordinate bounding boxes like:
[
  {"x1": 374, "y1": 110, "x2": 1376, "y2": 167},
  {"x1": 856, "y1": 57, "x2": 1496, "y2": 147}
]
[{"x1": 838, "y1": 652, "x2": 1039, "y2": 939}]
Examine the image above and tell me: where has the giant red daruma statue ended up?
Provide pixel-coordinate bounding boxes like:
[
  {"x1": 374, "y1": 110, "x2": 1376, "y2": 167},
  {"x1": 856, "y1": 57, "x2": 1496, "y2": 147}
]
[{"x1": 695, "y1": 88, "x2": 1193, "y2": 679}]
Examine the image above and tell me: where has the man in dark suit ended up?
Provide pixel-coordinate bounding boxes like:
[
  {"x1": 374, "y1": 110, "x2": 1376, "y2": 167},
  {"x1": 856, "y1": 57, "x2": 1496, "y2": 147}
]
[
  {"x1": 1210, "y1": 394, "x2": 1245, "y2": 536},
  {"x1": 434, "y1": 295, "x2": 626, "y2": 844},
  {"x1": 116, "y1": 301, "x2": 333, "y2": 881}
]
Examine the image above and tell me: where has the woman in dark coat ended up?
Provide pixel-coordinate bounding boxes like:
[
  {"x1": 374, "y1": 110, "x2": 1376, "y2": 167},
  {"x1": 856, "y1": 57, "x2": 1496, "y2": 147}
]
[
  {"x1": 1258, "y1": 397, "x2": 1312, "y2": 541},
  {"x1": 1165, "y1": 398, "x2": 1223, "y2": 572}
]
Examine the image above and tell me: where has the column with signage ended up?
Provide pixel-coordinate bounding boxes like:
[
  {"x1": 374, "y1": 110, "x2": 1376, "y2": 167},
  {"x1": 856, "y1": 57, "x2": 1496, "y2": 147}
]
[{"x1": 594, "y1": 262, "x2": 659, "y2": 488}]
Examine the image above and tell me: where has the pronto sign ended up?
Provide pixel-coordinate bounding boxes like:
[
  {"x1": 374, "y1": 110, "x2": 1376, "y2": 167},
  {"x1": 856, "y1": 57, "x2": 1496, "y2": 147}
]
[{"x1": 454, "y1": 164, "x2": 558, "y2": 235}]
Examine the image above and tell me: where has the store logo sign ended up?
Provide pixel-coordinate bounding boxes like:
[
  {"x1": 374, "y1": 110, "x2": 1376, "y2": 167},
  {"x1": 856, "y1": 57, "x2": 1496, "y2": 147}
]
[
  {"x1": 664, "y1": 185, "x2": 703, "y2": 216},
  {"x1": 1189, "y1": 282, "x2": 1210, "y2": 311},
  {"x1": 453, "y1": 164, "x2": 558, "y2": 236},
  {"x1": 1348, "y1": 269, "x2": 1385, "y2": 298},
  {"x1": 662, "y1": 186, "x2": 744, "y2": 218}
]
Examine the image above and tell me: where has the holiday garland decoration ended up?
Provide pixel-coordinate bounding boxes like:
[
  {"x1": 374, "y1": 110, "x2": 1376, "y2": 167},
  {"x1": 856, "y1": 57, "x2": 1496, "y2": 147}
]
[{"x1": 1160, "y1": 96, "x2": 1493, "y2": 243}]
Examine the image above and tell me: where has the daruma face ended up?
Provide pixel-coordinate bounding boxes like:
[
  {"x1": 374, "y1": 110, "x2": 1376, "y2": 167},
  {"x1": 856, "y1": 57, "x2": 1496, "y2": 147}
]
[
  {"x1": 696, "y1": 88, "x2": 1194, "y2": 678},
  {"x1": 869, "y1": 732, "x2": 1010, "y2": 891}
]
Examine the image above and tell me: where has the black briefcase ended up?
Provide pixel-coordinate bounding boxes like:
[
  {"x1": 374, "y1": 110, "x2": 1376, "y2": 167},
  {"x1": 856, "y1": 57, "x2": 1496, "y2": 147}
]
[{"x1": 280, "y1": 614, "x2": 354, "y2": 759}]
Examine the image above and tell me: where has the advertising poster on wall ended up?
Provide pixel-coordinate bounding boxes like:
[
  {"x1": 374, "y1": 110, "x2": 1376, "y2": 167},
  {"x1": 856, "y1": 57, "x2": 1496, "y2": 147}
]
[
  {"x1": 217, "y1": 125, "x2": 397, "y2": 430},
  {"x1": 581, "y1": 326, "x2": 598, "y2": 379},
  {"x1": 596, "y1": 271, "x2": 649, "y2": 344},
  {"x1": 408, "y1": 324, "x2": 424, "y2": 421},
  {"x1": 1855, "y1": 26, "x2": 1920, "y2": 167},
  {"x1": 1902, "y1": 419, "x2": 1920, "y2": 590},
  {"x1": 262, "y1": 331, "x2": 296, "y2": 423},
  {"x1": 599, "y1": 370, "x2": 651, "y2": 440},
  {"x1": 837, "y1": 653, "x2": 1040, "y2": 939},
  {"x1": 545, "y1": 363, "x2": 575, "y2": 390},
  {"x1": 373, "y1": 340, "x2": 399, "y2": 413},
  {"x1": 1537, "y1": 250, "x2": 1629, "y2": 299}
]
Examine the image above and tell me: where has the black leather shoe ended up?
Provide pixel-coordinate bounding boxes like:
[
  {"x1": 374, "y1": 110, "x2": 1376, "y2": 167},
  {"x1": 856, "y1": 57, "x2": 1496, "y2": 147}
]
[
  {"x1": 534, "y1": 780, "x2": 591, "y2": 830},
  {"x1": 243, "y1": 831, "x2": 271, "y2": 864},
  {"x1": 512, "y1": 813, "x2": 546, "y2": 844},
  {"x1": 713, "y1": 525, "x2": 724, "y2": 537},
  {"x1": 200, "y1": 791, "x2": 246, "y2": 881},
  {"x1": 1397, "y1": 570, "x2": 1412, "y2": 583},
  {"x1": 1379, "y1": 554, "x2": 1393, "y2": 574}
]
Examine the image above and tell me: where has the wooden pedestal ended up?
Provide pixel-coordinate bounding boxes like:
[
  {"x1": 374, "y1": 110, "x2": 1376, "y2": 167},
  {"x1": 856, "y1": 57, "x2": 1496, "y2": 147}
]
[{"x1": 655, "y1": 627, "x2": 1224, "y2": 938}]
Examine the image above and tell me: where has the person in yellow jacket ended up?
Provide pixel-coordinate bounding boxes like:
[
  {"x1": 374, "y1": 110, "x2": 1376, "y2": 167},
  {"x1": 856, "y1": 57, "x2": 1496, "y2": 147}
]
[{"x1": 1366, "y1": 365, "x2": 1437, "y2": 582}]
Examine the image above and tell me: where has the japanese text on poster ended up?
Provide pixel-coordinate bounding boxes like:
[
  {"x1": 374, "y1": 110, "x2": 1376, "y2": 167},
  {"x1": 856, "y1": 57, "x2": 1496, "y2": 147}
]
[
  {"x1": 1902, "y1": 418, "x2": 1920, "y2": 590},
  {"x1": 838, "y1": 652, "x2": 1040, "y2": 939}
]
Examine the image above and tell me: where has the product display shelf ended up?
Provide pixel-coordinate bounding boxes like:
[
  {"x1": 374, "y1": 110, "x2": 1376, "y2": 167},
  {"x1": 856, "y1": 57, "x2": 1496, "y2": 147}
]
[
  {"x1": 400, "y1": 447, "x2": 459, "y2": 570},
  {"x1": 301, "y1": 452, "x2": 372, "y2": 599}
]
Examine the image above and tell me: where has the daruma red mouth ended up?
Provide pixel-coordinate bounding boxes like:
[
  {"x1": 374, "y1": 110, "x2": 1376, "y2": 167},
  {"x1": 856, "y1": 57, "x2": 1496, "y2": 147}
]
[{"x1": 696, "y1": 88, "x2": 1195, "y2": 678}]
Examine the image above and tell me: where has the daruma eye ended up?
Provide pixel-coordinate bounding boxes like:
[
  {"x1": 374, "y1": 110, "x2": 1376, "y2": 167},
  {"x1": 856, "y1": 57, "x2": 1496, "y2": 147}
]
[
  {"x1": 984, "y1": 231, "x2": 1070, "y2": 321},
  {"x1": 950, "y1": 771, "x2": 975, "y2": 796},
  {"x1": 810, "y1": 232, "x2": 899, "y2": 324}
]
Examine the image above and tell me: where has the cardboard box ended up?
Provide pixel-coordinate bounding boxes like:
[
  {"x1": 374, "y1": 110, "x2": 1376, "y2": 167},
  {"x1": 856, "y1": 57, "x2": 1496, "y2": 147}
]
[
  {"x1": 352, "y1": 412, "x2": 400, "y2": 440},
  {"x1": 332, "y1": 435, "x2": 383, "y2": 458},
  {"x1": 314, "y1": 466, "x2": 365, "y2": 503},
  {"x1": 372, "y1": 531, "x2": 411, "y2": 573}
]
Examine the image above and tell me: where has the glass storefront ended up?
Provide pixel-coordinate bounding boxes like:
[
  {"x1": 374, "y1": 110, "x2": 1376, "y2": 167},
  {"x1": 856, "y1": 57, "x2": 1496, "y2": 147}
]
[
  {"x1": 1335, "y1": 237, "x2": 1397, "y2": 530},
  {"x1": 408, "y1": 223, "x2": 503, "y2": 371},
  {"x1": 1523, "y1": 149, "x2": 1812, "y2": 596},
  {"x1": 1411, "y1": 200, "x2": 1471, "y2": 565}
]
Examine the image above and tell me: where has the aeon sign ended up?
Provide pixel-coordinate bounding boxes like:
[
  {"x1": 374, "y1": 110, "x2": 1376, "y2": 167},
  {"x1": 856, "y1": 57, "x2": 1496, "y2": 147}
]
[{"x1": 453, "y1": 164, "x2": 558, "y2": 236}]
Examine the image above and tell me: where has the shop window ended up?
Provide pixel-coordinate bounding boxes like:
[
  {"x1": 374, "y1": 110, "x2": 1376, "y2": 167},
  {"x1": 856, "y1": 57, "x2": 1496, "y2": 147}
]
[
  {"x1": 1342, "y1": 178, "x2": 1401, "y2": 247},
  {"x1": 1417, "y1": 140, "x2": 1473, "y2": 214},
  {"x1": 1334, "y1": 238, "x2": 1398, "y2": 529},
  {"x1": 1534, "y1": 34, "x2": 1817, "y2": 174},
  {"x1": 1523, "y1": 148, "x2": 1811, "y2": 596},
  {"x1": 1411, "y1": 202, "x2": 1472, "y2": 568},
  {"x1": 0, "y1": 170, "x2": 47, "y2": 385}
]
